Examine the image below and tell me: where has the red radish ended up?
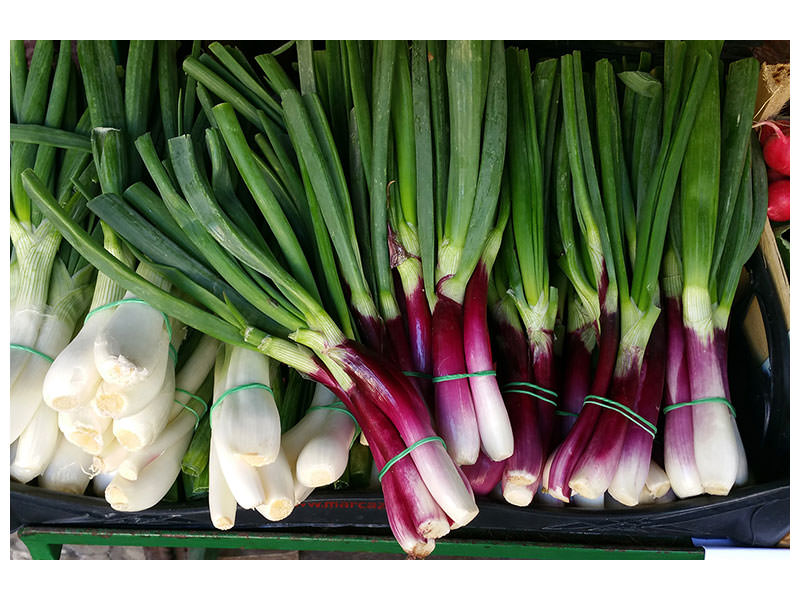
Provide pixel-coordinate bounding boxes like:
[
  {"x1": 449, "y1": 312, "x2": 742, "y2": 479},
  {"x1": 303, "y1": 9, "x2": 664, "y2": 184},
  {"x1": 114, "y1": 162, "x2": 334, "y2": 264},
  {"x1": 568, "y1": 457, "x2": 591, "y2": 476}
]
[
  {"x1": 767, "y1": 179, "x2": 790, "y2": 222},
  {"x1": 755, "y1": 121, "x2": 790, "y2": 176},
  {"x1": 758, "y1": 119, "x2": 789, "y2": 144}
]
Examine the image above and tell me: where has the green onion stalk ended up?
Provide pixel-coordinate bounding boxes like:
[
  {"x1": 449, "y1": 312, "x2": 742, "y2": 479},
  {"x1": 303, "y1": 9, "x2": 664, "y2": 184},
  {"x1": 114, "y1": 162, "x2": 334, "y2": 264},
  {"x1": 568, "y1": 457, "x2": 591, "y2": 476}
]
[
  {"x1": 361, "y1": 40, "x2": 415, "y2": 364},
  {"x1": 664, "y1": 52, "x2": 763, "y2": 497},
  {"x1": 463, "y1": 232, "x2": 533, "y2": 501},
  {"x1": 712, "y1": 134, "x2": 767, "y2": 488},
  {"x1": 180, "y1": 371, "x2": 215, "y2": 478},
  {"x1": 565, "y1": 43, "x2": 715, "y2": 502},
  {"x1": 10, "y1": 40, "x2": 98, "y2": 455},
  {"x1": 387, "y1": 40, "x2": 434, "y2": 389},
  {"x1": 431, "y1": 40, "x2": 511, "y2": 468}
]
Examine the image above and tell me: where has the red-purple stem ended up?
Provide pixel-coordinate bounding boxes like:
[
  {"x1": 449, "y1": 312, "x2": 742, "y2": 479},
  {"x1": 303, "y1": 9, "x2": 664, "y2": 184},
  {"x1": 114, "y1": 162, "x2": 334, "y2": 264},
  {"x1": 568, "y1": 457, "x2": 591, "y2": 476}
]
[
  {"x1": 531, "y1": 331, "x2": 558, "y2": 454},
  {"x1": 432, "y1": 292, "x2": 480, "y2": 466},
  {"x1": 663, "y1": 294, "x2": 700, "y2": 497},
  {"x1": 403, "y1": 276, "x2": 433, "y2": 401},
  {"x1": 559, "y1": 326, "x2": 593, "y2": 438},
  {"x1": 543, "y1": 283, "x2": 619, "y2": 501},
  {"x1": 461, "y1": 450, "x2": 506, "y2": 495}
]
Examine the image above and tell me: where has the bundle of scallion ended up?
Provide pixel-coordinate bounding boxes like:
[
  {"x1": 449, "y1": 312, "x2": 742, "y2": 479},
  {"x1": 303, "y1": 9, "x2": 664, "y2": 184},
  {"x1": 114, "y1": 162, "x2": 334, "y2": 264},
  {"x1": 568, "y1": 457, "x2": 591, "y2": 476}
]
[
  {"x1": 199, "y1": 343, "x2": 297, "y2": 524},
  {"x1": 543, "y1": 42, "x2": 719, "y2": 504},
  {"x1": 423, "y1": 40, "x2": 513, "y2": 468},
  {"x1": 664, "y1": 47, "x2": 764, "y2": 498}
]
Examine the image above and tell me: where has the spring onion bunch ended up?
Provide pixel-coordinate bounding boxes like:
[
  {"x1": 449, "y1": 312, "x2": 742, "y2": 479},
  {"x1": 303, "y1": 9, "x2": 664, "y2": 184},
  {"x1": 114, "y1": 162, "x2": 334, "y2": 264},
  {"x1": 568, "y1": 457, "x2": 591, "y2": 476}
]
[
  {"x1": 204, "y1": 344, "x2": 295, "y2": 522},
  {"x1": 664, "y1": 48, "x2": 764, "y2": 497},
  {"x1": 424, "y1": 41, "x2": 512, "y2": 467},
  {"x1": 542, "y1": 43, "x2": 717, "y2": 504},
  {"x1": 541, "y1": 52, "x2": 619, "y2": 503}
]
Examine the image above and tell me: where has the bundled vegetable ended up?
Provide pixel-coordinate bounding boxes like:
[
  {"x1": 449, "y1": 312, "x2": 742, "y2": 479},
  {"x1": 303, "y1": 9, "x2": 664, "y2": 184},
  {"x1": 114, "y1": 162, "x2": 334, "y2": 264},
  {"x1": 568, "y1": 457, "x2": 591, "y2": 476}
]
[{"x1": 664, "y1": 49, "x2": 765, "y2": 497}]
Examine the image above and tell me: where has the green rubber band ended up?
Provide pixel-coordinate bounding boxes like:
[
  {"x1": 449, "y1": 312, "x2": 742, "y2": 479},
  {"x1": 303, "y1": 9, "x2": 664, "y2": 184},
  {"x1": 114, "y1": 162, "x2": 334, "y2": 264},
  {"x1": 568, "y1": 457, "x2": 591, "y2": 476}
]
[
  {"x1": 503, "y1": 387, "x2": 558, "y2": 407},
  {"x1": 173, "y1": 388, "x2": 208, "y2": 430},
  {"x1": 209, "y1": 383, "x2": 272, "y2": 425},
  {"x1": 431, "y1": 370, "x2": 496, "y2": 383},
  {"x1": 307, "y1": 401, "x2": 359, "y2": 427},
  {"x1": 84, "y1": 298, "x2": 173, "y2": 342},
  {"x1": 10, "y1": 343, "x2": 54, "y2": 363},
  {"x1": 503, "y1": 383, "x2": 559, "y2": 407},
  {"x1": 402, "y1": 370, "x2": 432, "y2": 379},
  {"x1": 556, "y1": 410, "x2": 579, "y2": 418},
  {"x1": 503, "y1": 381, "x2": 559, "y2": 397},
  {"x1": 171, "y1": 401, "x2": 202, "y2": 430},
  {"x1": 378, "y1": 436, "x2": 446, "y2": 482},
  {"x1": 583, "y1": 394, "x2": 658, "y2": 437},
  {"x1": 306, "y1": 401, "x2": 361, "y2": 448},
  {"x1": 583, "y1": 395, "x2": 657, "y2": 438},
  {"x1": 663, "y1": 397, "x2": 736, "y2": 418},
  {"x1": 168, "y1": 344, "x2": 178, "y2": 365}
]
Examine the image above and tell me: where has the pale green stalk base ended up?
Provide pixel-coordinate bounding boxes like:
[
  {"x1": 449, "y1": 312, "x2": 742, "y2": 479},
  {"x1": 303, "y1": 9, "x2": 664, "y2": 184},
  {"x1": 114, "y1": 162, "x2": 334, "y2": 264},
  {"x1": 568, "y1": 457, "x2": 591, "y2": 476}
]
[
  {"x1": 11, "y1": 403, "x2": 60, "y2": 483},
  {"x1": 105, "y1": 431, "x2": 192, "y2": 512},
  {"x1": 10, "y1": 225, "x2": 62, "y2": 384},
  {"x1": 209, "y1": 439, "x2": 237, "y2": 529},
  {"x1": 211, "y1": 435, "x2": 265, "y2": 510},
  {"x1": 256, "y1": 448, "x2": 295, "y2": 521},
  {"x1": 511, "y1": 288, "x2": 559, "y2": 351},
  {"x1": 39, "y1": 434, "x2": 94, "y2": 495},
  {"x1": 436, "y1": 242, "x2": 465, "y2": 303}
]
